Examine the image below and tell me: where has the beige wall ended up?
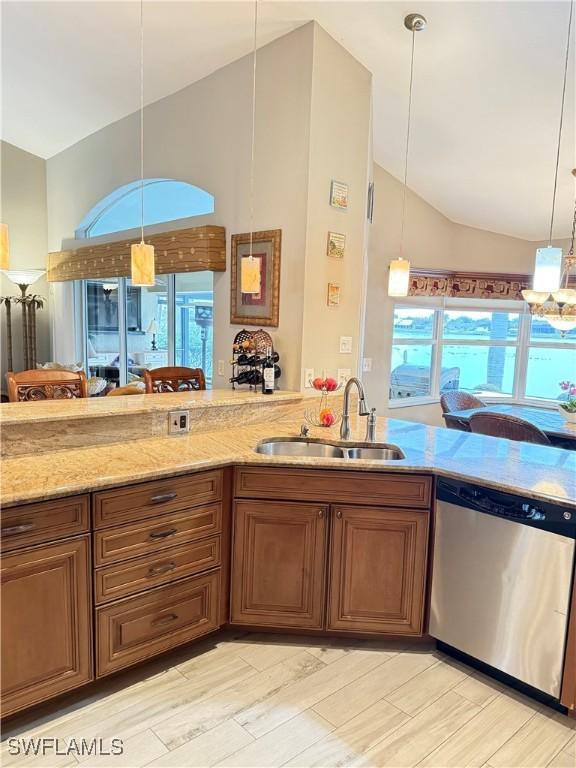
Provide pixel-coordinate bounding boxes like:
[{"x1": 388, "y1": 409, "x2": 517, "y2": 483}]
[
  {"x1": 0, "y1": 141, "x2": 50, "y2": 390},
  {"x1": 362, "y1": 163, "x2": 559, "y2": 424},
  {"x1": 47, "y1": 23, "x2": 315, "y2": 391},
  {"x1": 300, "y1": 24, "x2": 372, "y2": 386}
]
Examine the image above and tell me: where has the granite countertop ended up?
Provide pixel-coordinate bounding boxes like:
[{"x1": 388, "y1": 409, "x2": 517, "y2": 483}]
[
  {"x1": 2, "y1": 416, "x2": 575, "y2": 509},
  {"x1": 0, "y1": 389, "x2": 304, "y2": 425}
]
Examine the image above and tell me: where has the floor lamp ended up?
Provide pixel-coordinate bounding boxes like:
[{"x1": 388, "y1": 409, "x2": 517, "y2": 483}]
[{"x1": 1, "y1": 270, "x2": 45, "y2": 371}]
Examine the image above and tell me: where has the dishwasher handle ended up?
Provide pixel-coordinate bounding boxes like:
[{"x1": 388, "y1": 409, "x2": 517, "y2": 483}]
[{"x1": 438, "y1": 480, "x2": 544, "y2": 521}]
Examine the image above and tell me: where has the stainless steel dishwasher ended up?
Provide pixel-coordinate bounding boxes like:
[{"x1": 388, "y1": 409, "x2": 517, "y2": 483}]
[{"x1": 430, "y1": 478, "x2": 575, "y2": 705}]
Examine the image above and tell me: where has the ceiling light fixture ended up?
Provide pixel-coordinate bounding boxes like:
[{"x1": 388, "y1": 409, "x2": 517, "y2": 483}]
[
  {"x1": 388, "y1": 12, "x2": 427, "y2": 298},
  {"x1": 522, "y1": 2, "x2": 575, "y2": 332},
  {"x1": 241, "y1": 0, "x2": 261, "y2": 295},
  {"x1": 0, "y1": 224, "x2": 10, "y2": 270},
  {"x1": 131, "y1": 0, "x2": 155, "y2": 287}
]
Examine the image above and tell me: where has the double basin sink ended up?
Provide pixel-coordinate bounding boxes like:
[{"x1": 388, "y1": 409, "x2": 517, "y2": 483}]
[{"x1": 255, "y1": 437, "x2": 405, "y2": 461}]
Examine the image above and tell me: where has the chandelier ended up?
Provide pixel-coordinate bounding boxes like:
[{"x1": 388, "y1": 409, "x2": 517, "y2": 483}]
[{"x1": 522, "y1": 187, "x2": 576, "y2": 334}]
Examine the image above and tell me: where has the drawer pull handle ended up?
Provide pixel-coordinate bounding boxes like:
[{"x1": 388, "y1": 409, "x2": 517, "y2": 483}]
[
  {"x1": 151, "y1": 613, "x2": 178, "y2": 626},
  {"x1": 1, "y1": 523, "x2": 34, "y2": 536},
  {"x1": 150, "y1": 492, "x2": 177, "y2": 504},
  {"x1": 147, "y1": 562, "x2": 177, "y2": 576},
  {"x1": 149, "y1": 528, "x2": 178, "y2": 540}
]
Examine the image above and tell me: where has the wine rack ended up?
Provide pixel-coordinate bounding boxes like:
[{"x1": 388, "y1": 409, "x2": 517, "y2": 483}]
[{"x1": 230, "y1": 329, "x2": 281, "y2": 390}]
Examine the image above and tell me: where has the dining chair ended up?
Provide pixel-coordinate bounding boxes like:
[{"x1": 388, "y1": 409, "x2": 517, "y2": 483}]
[
  {"x1": 6, "y1": 369, "x2": 88, "y2": 402},
  {"x1": 143, "y1": 366, "x2": 206, "y2": 394},
  {"x1": 469, "y1": 412, "x2": 551, "y2": 446},
  {"x1": 440, "y1": 390, "x2": 485, "y2": 414}
]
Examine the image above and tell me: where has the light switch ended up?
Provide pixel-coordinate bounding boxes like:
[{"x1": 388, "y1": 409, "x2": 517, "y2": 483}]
[
  {"x1": 169, "y1": 411, "x2": 190, "y2": 434},
  {"x1": 363, "y1": 357, "x2": 373, "y2": 372},
  {"x1": 217, "y1": 360, "x2": 225, "y2": 376},
  {"x1": 304, "y1": 368, "x2": 314, "y2": 388},
  {"x1": 339, "y1": 336, "x2": 353, "y2": 354}
]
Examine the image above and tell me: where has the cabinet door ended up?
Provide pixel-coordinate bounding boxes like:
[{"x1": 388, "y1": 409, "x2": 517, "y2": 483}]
[
  {"x1": 1, "y1": 536, "x2": 93, "y2": 716},
  {"x1": 231, "y1": 500, "x2": 328, "y2": 628},
  {"x1": 328, "y1": 506, "x2": 429, "y2": 635}
]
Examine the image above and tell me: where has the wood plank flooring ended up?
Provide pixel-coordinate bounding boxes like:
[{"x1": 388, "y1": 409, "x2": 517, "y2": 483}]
[{"x1": 2, "y1": 633, "x2": 575, "y2": 768}]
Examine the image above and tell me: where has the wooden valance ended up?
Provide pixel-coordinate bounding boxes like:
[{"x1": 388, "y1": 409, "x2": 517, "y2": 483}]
[
  {"x1": 408, "y1": 269, "x2": 531, "y2": 300},
  {"x1": 47, "y1": 225, "x2": 226, "y2": 282}
]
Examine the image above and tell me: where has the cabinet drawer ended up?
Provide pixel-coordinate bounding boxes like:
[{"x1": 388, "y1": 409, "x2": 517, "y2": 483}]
[
  {"x1": 96, "y1": 571, "x2": 220, "y2": 676},
  {"x1": 93, "y1": 471, "x2": 223, "y2": 529},
  {"x1": 95, "y1": 536, "x2": 221, "y2": 604},
  {"x1": 94, "y1": 504, "x2": 222, "y2": 566},
  {"x1": 1, "y1": 495, "x2": 90, "y2": 552},
  {"x1": 235, "y1": 468, "x2": 432, "y2": 508}
]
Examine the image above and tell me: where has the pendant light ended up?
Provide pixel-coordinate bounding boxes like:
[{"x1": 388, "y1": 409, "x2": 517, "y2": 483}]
[
  {"x1": 0, "y1": 224, "x2": 9, "y2": 270},
  {"x1": 522, "y1": 1, "x2": 575, "y2": 330},
  {"x1": 131, "y1": 0, "x2": 155, "y2": 287},
  {"x1": 240, "y1": 0, "x2": 261, "y2": 295},
  {"x1": 388, "y1": 13, "x2": 427, "y2": 298}
]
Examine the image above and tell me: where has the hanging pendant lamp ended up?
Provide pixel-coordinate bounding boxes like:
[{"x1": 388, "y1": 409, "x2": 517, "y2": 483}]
[
  {"x1": 131, "y1": 0, "x2": 155, "y2": 287},
  {"x1": 240, "y1": 0, "x2": 261, "y2": 295},
  {"x1": 0, "y1": 224, "x2": 10, "y2": 270},
  {"x1": 522, "y1": 1, "x2": 575, "y2": 330},
  {"x1": 388, "y1": 12, "x2": 427, "y2": 298}
]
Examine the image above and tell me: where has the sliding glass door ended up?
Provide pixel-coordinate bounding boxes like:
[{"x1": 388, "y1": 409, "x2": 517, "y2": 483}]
[{"x1": 79, "y1": 273, "x2": 213, "y2": 391}]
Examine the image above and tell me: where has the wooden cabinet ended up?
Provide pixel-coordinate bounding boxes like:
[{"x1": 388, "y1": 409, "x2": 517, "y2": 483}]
[
  {"x1": 1, "y1": 536, "x2": 93, "y2": 716},
  {"x1": 231, "y1": 470, "x2": 433, "y2": 637},
  {"x1": 327, "y1": 505, "x2": 429, "y2": 635},
  {"x1": 231, "y1": 500, "x2": 328, "y2": 629}
]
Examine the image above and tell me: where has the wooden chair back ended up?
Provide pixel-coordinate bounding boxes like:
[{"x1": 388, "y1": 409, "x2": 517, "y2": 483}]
[
  {"x1": 469, "y1": 412, "x2": 551, "y2": 446},
  {"x1": 143, "y1": 366, "x2": 206, "y2": 394},
  {"x1": 440, "y1": 390, "x2": 485, "y2": 415},
  {"x1": 6, "y1": 369, "x2": 89, "y2": 402}
]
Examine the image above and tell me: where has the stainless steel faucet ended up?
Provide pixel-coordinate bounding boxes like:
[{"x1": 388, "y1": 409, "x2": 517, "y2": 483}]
[{"x1": 340, "y1": 377, "x2": 370, "y2": 440}]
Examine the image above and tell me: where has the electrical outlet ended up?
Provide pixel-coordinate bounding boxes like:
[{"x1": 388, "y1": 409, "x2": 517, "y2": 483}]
[
  {"x1": 337, "y1": 368, "x2": 351, "y2": 386},
  {"x1": 168, "y1": 410, "x2": 190, "y2": 435},
  {"x1": 363, "y1": 357, "x2": 373, "y2": 372},
  {"x1": 217, "y1": 360, "x2": 225, "y2": 376},
  {"x1": 304, "y1": 368, "x2": 314, "y2": 388},
  {"x1": 339, "y1": 336, "x2": 353, "y2": 354}
]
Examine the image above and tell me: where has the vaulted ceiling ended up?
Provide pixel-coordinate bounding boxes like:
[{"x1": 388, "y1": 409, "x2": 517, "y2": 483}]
[{"x1": 2, "y1": 1, "x2": 574, "y2": 240}]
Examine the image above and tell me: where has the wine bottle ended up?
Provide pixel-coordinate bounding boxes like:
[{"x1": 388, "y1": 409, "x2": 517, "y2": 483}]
[
  {"x1": 262, "y1": 346, "x2": 275, "y2": 394},
  {"x1": 230, "y1": 369, "x2": 263, "y2": 386},
  {"x1": 234, "y1": 352, "x2": 279, "y2": 367}
]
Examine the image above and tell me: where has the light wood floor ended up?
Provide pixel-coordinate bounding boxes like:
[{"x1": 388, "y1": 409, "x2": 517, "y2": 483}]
[{"x1": 2, "y1": 632, "x2": 575, "y2": 768}]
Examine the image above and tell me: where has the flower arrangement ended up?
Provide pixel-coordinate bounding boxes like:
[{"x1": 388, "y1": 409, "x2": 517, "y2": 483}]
[
  {"x1": 558, "y1": 381, "x2": 576, "y2": 421},
  {"x1": 305, "y1": 377, "x2": 342, "y2": 427}
]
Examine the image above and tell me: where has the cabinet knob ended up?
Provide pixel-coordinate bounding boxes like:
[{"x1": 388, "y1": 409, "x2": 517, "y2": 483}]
[
  {"x1": 336, "y1": 510, "x2": 342, "y2": 519},
  {"x1": 318, "y1": 509, "x2": 324, "y2": 518}
]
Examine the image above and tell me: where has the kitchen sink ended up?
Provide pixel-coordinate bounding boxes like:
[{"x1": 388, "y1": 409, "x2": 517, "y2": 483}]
[
  {"x1": 255, "y1": 437, "x2": 404, "y2": 461},
  {"x1": 255, "y1": 439, "x2": 345, "y2": 458}
]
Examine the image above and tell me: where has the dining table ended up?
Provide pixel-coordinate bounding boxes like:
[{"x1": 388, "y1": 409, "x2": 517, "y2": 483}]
[{"x1": 443, "y1": 403, "x2": 576, "y2": 450}]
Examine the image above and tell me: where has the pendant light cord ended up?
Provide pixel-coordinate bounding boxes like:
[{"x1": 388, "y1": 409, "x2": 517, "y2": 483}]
[
  {"x1": 139, "y1": 0, "x2": 145, "y2": 244},
  {"x1": 549, "y1": 0, "x2": 573, "y2": 245},
  {"x1": 249, "y1": 0, "x2": 258, "y2": 260},
  {"x1": 399, "y1": 28, "x2": 417, "y2": 258}
]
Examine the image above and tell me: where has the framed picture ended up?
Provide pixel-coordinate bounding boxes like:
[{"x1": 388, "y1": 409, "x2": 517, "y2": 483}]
[
  {"x1": 327, "y1": 231, "x2": 346, "y2": 259},
  {"x1": 231, "y1": 229, "x2": 281, "y2": 327},
  {"x1": 330, "y1": 180, "x2": 349, "y2": 210},
  {"x1": 327, "y1": 282, "x2": 341, "y2": 307}
]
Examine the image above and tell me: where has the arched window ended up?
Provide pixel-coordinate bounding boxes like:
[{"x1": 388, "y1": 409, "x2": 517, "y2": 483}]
[{"x1": 75, "y1": 179, "x2": 215, "y2": 239}]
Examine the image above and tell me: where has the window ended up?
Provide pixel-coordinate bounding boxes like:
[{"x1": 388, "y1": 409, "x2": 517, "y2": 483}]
[
  {"x1": 389, "y1": 302, "x2": 576, "y2": 405},
  {"x1": 75, "y1": 179, "x2": 215, "y2": 239},
  {"x1": 80, "y1": 273, "x2": 214, "y2": 390}
]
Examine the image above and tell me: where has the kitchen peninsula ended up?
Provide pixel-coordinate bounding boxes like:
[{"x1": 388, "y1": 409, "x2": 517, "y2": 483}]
[{"x1": 1, "y1": 391, "x2": 575, "y2": 723}]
